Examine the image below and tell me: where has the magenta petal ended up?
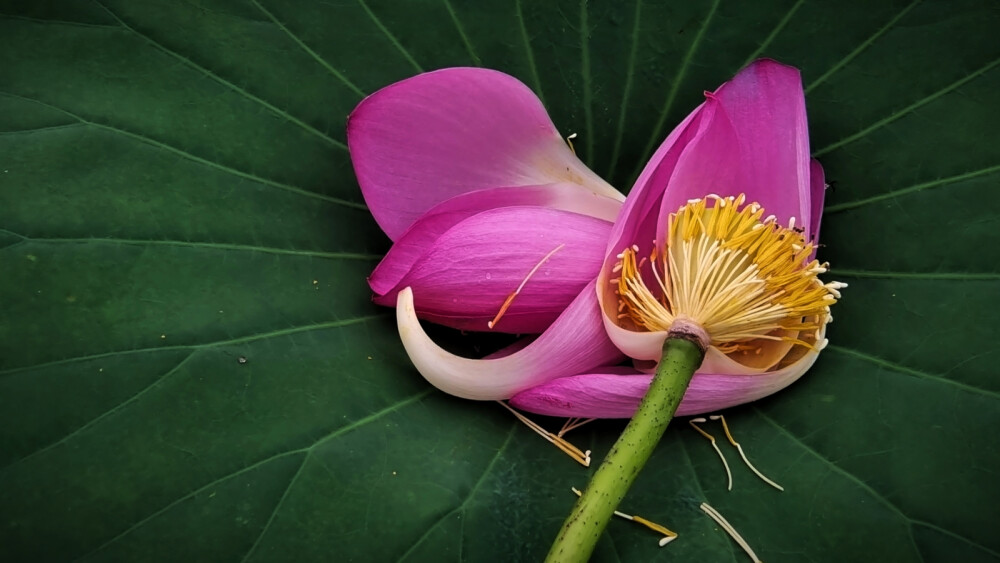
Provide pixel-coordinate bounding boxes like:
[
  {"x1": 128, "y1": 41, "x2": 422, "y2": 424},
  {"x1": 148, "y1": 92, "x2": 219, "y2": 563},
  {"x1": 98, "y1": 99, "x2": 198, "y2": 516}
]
[
  {"x1": 653, "y1": 96, "x2": 742, "y2": 245},
  {"x1": 396, "y1": 281, "x2": 625, "y2": 399},
  {"x1": 348, "y1": 67, "x2": 620, "y2": 240},
  {"x1": 509, "y1": 368, "x2": 652, "y2": 418},
  {"x1": 376, "y1": 206, "x2": 611, "y2": 334},
  {"x1": 602, "y1": 101, "x2": 706, "y2": 262},
  {"x1": 369, "y1": 183, "x2": 620, "y2": 296},
  {"x1": 712, "y1": 59, "x2": 812, "y2": 231},
  {"x1": 511, "y1": 342, "x2": 824, "y2": 418}
]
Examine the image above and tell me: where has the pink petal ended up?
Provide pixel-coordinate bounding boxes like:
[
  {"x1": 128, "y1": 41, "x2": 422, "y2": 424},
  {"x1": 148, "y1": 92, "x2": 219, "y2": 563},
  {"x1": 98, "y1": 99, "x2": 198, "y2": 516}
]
[
  {"x1": 396, "y1": 282, "x2": 625, "y2": 400},
  {"x1": 376, "y1": 206, "x2": 611, "y2": 334},
  {"x1": 370, "y1": 183, "x2": 621, "y2": 296},
  {"x1": 348, "y1": 67, "x2": 621, "y2": 240},
  {"x1": 654, "y1": 60, "x2": 811, "y2": 240},
  {"x1": 653, "y1": 96, "x2": 742, "y2": 247},
  {"x1": 601, "y1": 101, "x2": 707, "y2": 266},
  {"x1": 598, "y1": 60, "x2": 815, "y2": 357},
  {"x1": 710, "y1": 59, "x2": 812, "y2": 234},
  {"x1": 510, "y1": 337, "x2": 825, "y2": 418}
]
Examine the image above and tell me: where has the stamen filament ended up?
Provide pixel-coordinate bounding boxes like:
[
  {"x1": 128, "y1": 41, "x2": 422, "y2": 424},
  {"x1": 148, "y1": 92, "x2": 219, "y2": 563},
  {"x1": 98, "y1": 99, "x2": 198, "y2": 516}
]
[
  {"x1": 700, "y1": 502, "x2": 763, "y2": 563},
  {"x1": 710, "y1": 415, "x2": 784, "y2": 491},
  {"x1": 558, "y1": 417, "x2": 596, "y2": 438},
  {"x1": 570, "y1": 487, "x2": 678, "y2": 546},
  {"x1": 566, "y1": 133, "x2": 578, "y2": 155},
  {"x1": 614, "y1": 194, "x2": 842, "y2": 370},
  {"x1": 488, "y1": 244, "x2": 566, "y2": 329},
  {"x1": 689, "y1": 417, "x2": 733, "y2": 491},
  {"x1": 498, "y1": 401, "x2": 590, "y2": 466}
]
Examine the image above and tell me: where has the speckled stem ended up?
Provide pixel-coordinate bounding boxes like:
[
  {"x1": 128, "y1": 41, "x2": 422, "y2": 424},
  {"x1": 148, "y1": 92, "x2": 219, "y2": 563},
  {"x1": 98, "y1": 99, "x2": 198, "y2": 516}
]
[{"x1": 544, "y1": 335, "x2": 705, "y2": 563}]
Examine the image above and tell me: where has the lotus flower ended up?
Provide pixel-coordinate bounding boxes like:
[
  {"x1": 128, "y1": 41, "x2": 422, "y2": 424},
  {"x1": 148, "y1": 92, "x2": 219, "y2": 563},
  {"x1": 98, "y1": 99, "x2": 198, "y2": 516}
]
[
  {"x1": 352, "y1": 60, "x2": 841, "y2": 416},
  {"x1": 511, "y1": 59, "x2": 843, "y2": 418},
  {"x1": 349, "y1": 67, "x2": 624, "y2": 335}
]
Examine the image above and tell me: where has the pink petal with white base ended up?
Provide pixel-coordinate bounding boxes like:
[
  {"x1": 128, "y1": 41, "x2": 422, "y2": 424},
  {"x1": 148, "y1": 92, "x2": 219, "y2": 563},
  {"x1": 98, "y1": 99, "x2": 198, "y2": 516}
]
[
  {"x1": 348, "y1": 67, "x2": 621, "y2": 240},
  {"x1": 510, "y1": 329, "x2": 826, "y2": 418},
  {"x1": 370, "y1": 183, "x2": 620, "y2": 296},
  {"x1": 378, "y1": 206, "x2": 611, "y2": 334},
  {"x1": 396, "y1": 282, "x2": 624, "y2": 400}
]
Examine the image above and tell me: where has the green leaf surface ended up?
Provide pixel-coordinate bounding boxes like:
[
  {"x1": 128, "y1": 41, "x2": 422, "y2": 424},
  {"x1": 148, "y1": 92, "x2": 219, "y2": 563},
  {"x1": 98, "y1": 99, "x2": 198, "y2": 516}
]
[{"x1": 1, "y1": 0, "x2": 997, "y2": 561}]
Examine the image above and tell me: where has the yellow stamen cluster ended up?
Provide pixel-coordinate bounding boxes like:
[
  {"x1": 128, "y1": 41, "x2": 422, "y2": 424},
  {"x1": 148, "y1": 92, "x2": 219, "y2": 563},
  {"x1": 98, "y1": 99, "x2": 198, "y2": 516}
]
[{"x1": 614, "y1": 194, "x2": 843, "y2": 354}]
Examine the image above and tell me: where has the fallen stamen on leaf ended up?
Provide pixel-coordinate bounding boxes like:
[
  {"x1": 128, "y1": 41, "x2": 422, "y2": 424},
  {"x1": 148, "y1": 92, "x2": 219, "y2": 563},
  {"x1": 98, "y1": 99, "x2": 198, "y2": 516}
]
[
  {"x1": 710, "y1": 415, "x2": 784, "y2": 491},
  {"x1": 689, "y1": 417, "x2": 733, "y2": 491},
  {"x1": 566, "y1": 133, "x2": 578, "y2": 155},
  {"x1": 488, "y1": 244, "x2": 566, "y2": 329},
  {"x1": 700, "y1": 502, "x2": 762, "y2": 563},
  {"x1": 498, "y1": 401, "x2": 590, "y2": 466},
  {"x1": 557, "y1": 417, "x2": 596, "y2": 438},
  {"x1": 571, "y1": 487, "x2": 677, "y2": 546}
]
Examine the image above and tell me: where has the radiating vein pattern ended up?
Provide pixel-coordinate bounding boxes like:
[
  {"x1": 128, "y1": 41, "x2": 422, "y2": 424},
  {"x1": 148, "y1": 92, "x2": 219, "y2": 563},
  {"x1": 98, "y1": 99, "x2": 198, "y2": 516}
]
[
  {"x1": 91, "y1": 0, "x2": 347, "y2": 150},
  {"x1": 1, "y1": 0, "x2": 997, "y2": 560},
  {"x1": 0, "y1": 91, "x2": 365, "y2": 209},
  {"x1": 813, "y1": 57, "x2": 1000, "y2": 156}
]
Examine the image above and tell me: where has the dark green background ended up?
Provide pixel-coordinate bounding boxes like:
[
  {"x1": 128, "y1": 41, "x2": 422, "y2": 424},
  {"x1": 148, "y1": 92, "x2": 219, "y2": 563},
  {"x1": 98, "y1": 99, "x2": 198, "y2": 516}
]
[{"x1": 1, "y1": 0, "x2": 997, "y2": 561}]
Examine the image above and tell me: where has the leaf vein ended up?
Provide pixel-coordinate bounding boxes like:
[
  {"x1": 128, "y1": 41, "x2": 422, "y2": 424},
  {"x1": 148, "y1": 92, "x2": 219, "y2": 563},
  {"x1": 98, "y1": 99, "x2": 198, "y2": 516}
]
[
  {"x1": 824, "y1": 164, "x2": 1000, "y2": 213},
  {"x1": 442, "y1": 0, "x2": 482, "y2": 66},
  {"x1": 90, "y1": 0, "x2": 346, "y2": 150},
  {"x1": 3, "y1": 235, "x2": 381, "y2": 260},
  {"x1": 0, "y1": 315, "x2": 387, "y2": 376},
  {"x1": 756, "y1": 409, "x2": 998, "y2": 560},
  {"x1": 356, "y1": 0, "x2": 423, "y2": 73},
  {"x1": 826, "y1": 345, "x2": 1000, "y2": 400},
  {"x1": 605, "y1": 0, "x2": 643, "y2": 181},
  {"x1": 0, "y1": 352, "x2": 195, "y2": 472},
  {"x1": 0, "y1": 13, "x2": 119, "y2": 29},
  {"x1": 0, "y1": 122, "x2": 84, "y2": 135},
  {"x1": 579, "y1": 0, "x2": 594, "y2": 166},
  {"x1": 240, "y1": 454, "x2": 311, "y2": 563},
  {"x1": 629, "y1": 0, "x2": 720, "y2": 183},
  {"x1": 830, "y1": 268, "x2": 1000, "y2": 281},
  {"x1": 804, "y1": 0, "x2": 922, "y2": 94},
  {"x1": 515, "y1": 0, "x2": 546, "y2": 107},
  {"x1": 76, "y1": 389, "x2": 432, "y2": 560},
  {"x1": 394, "y1": 423, "x2": 516, "y2": 562},
  {"x1": 249, "y1": 0, "x2": 367, "y2": 97},
  {"x1": 813, "y1": 56, "x2": 1000, "y2": 156},
  {"x1": 0, "y1": 91, "x2": 366, "y2": 209},
  {"x1": 741, "y1": 0, "x2": 805, "y2": 68}
]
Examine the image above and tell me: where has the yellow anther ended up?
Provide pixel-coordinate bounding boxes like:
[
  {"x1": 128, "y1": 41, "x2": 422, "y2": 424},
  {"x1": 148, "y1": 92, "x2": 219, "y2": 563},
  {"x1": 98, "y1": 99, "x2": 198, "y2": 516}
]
[
  {"x1": 571, "y1": 487, "x2": 678, "y2": 546},
  {"x1": 709, "y1": 415, "x2": 784, "y2": 491},
  {"x1": 498, "y1": 402, "x2": 590, "y2": 466},
  {"x1": 613, "y1": 194, "x2": 842, "y2": 368},
  {"x1": 689, "y1": 417, "x2": 733, "y2": 491}
]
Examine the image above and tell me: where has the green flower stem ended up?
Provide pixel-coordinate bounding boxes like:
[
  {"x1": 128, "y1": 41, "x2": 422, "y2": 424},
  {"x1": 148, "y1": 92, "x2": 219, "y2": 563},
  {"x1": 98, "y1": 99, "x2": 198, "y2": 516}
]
[{"x1": 544, "y1": 336, "x2": 705, "y2": 563}]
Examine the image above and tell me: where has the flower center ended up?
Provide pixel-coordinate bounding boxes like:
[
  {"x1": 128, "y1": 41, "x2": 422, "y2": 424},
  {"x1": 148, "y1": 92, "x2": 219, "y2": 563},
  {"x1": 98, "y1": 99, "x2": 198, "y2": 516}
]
[{"x1": 613, "y1": 194, "x2": 843, "y2": 354}]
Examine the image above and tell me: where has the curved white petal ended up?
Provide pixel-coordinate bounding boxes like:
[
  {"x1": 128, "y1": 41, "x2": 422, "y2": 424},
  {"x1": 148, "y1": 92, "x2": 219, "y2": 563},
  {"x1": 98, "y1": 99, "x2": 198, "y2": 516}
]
[{"x1": 396, "y1": 283, "x2": 623, "y2": 400}]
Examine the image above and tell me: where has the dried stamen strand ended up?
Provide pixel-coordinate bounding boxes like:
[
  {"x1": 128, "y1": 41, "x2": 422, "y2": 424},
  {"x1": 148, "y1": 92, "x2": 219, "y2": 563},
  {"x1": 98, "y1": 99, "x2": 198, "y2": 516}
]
[
  {"x1": 497, "y1": 401, "x2": 590, "y2": 466},
  {"x1": 566, "y1": 133, "x2": 578, "y2": 155},
  {"x1": 710, "y1": 415, "x2": 784, "y2": 491},
  {"x1": 488, "y1": 244, "x2": 566, "y2": 329},
  {"x1": 689, "y1": 417, "x2": 733, "y2": 491},
  {"x1": 571, "y1": 487, "x2": 678, "y2": 546},
  {"x1": 700, "y1": 502, "x2": 762, "y2": 563},
  {"x1": 558, "y1": 417, "x2": 597, "y2": 438}
]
